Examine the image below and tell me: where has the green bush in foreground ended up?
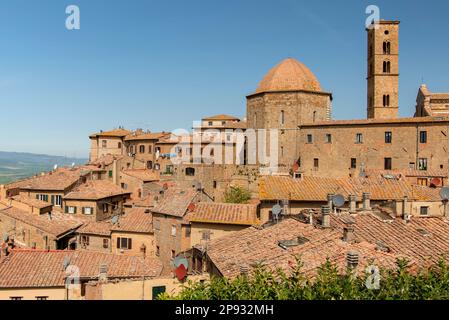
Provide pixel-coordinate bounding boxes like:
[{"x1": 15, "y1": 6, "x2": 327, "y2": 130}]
[
  {"x1": 223, "y1": 186, "x2": 251, "y2": 204},
  {"x1": 160, "y1": 258, "x2": 449, "y2": 300}
]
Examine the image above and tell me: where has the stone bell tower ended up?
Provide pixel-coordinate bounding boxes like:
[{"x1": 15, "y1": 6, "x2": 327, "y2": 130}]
[{"x1": 367, "y1": 20, "x2": 400, "y2": 119}]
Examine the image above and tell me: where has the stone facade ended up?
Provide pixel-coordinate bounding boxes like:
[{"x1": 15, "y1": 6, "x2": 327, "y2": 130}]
[
  {"x1": 367, "y1": 20, "x2": 400, "y2": 119},
  {"x1": 298, "y1": 118, "x2": 449, "y2": 178}
]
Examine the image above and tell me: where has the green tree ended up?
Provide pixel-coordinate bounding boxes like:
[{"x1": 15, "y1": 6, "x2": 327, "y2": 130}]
[{"x1": 224, "y1": 186, "x2": 251, "y2": 204}]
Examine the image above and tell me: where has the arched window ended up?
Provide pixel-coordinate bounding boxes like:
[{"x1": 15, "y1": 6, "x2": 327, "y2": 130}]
[
  {"x1": 383, "y1": 95, "x2": 390, "y2": 107},
  {"x1": 383, "y1": 61, "x2": 391, "y2": 73},
  {"x1": 383, "y1": 41, "x2": 391, "y2": 54},
  {"x1": 313, "y1": 111, "x2": 317, "y2": 123}
]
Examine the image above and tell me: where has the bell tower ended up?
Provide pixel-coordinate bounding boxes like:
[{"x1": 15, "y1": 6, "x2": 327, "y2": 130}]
[{"x1": 367, "y1": 20, "x2": 400, "y2": 119}]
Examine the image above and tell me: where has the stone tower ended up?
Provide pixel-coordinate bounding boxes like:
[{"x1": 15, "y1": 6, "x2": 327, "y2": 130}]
[
  {"x1": 246, "y1": 58, "x2": 332, "y2": 171},
  {"x1": 367, "y1": 20, "x2": 400, "y2": 119}
]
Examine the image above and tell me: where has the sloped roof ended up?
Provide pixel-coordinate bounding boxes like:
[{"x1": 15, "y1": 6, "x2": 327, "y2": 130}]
[
  {"x1": 89, "y1": 128, "x2": 131, "y2": 139},
  {"x1": 152, "y1": 188, "x2": 200, "y2": 218},
  {"x1": 205, "y1": 218, "x2": 399, "y2": 279},
  {"x1": 185, "y1": 202, "x2": 260, "y2": 226},
  {"x1": 259, "y1": 175, "x2": 442, "y2": 202},
  {"x1": 10, "y1": 195, "x2": 52, "y2": 209},
  {"x1": 77, "y1": 220, "x2": 112, "y2": 236},
  {"x1": 111, "y1": 207, "x2": 153, "y2": 233},
  {"x1": 124, "y1": 132, "x2": 169, "y2": 141},
  {"x1": 122, "y1": 169, "x2": 160, "y2": 182},
  {"x1": 0, "y1": 250, "x2": 163, "y2": 288},
  {"x1": 202, "y1": 114, "x2": 240, "y2": 121},
  {"x1": 0, "y1": 207, "x2": 83, "y2": 238},
  {"x1": 64, "y1": 180, "x2": 130, "y2": 200},
  {"x1": 19, "y1": 168, "x2": 85, "y2": 191}
]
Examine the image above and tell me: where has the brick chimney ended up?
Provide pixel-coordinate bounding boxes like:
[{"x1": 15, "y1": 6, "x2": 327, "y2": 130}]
[
  {"x1": 402, "y1": 196, "x2": 409, "y2": 218},
  {"x1": 349, "y1": 195, "x2": 357, "y2": 214},
  {"x1": 327, "y1": 194, "x2": 335, "y2": 212},
  {"x1": 362, "y1": 192, "x2": 371, "y2": 211},
  {"x1": 321, "y1": 205, "x2": 331, "y2": 228},
  {"x1": 343, "y1": 225, "x2": 355, "y2": 243}
]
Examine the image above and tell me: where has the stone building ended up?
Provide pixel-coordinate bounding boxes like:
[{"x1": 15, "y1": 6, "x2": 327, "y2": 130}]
[
  {"x1": 367, "y1": 20, "x2": 400, "y2": 119},
  {"x1": 89, "y1": 128, "x2": 130, "y2": 163},
  {"x1": 415, "y1": 84, "x2": 449, "y2": 117},
  {"x1": 62, "y1": 179, "x2": 131, "y2": 222},
  {"x1": 246, "y1": 57, "x2": 333, "y2": 171}
]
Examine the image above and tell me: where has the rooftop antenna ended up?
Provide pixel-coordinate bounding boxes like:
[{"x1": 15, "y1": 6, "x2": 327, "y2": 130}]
[
  {"x1": 271, "y1": 204, "x2": 282, "y2": 224},
  {"x1": 332, "y1": 194, "x2": 346, "y2": 214},
  {"x1": 62, "y1": 256, "x2": 70, "y2": 270}
]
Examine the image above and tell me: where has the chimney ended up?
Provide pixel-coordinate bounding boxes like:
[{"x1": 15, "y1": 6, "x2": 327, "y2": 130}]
[
  {"x1": 362, "y1": 192, "x2": 371, "y2": 211},
  {"x1": 349, "y1": 195, "x2": 357, "y2": 214},
  {"x1": 239, "y1": 264, "x2": 249, "y2": 276},
  {"x1": 343, "y1": 225, "x2": 355, "y2": 243},
  {"x1": 308, "y1": 209, "x2": 313, "y2": 225},
  {"x1": 346, "y1": 251, "x2": 359, "y2": 269},
  {"x1": 327, "y1": 194, "x2": 335, "y2": 212},
  {"x1": 99, "y1": 264, "x2": 108, "y2": 282},
  {"x1": 402, "y1": 196, "x2": 409, "y2": 218},
  {"x1": 321, "y1": 205, "x2": 331, "y2": 228}
]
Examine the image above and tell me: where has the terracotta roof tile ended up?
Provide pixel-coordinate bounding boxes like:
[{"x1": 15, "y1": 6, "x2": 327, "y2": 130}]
[
  {"x1": 111, "y1": 207, "x2": 153, "y2": 233},
  {"x1": 89, "y1": 128, "x2": 131, "y2": 138},
  {"x1": 124, "y1": 132, "x2": 169, "y2": 141},
  {"x1": 64, "y1": 180, "x2": 130, "y2": 200},
  {"x1": 9, "y1": 195, "x2": 52, "y2": 209},
  {"x1": 77, "y1": 220, "x2": 112, "y2": 236},
  {"x1": 185, "y1": 202, "x2": 260, "y2": 226},
  {"x1": 259, "y1": 175, "x2": 441, "y2": 202},
  {"x1": 152, "y1": 188, "x2": 200, "y2": 218},
  {"x1": 0, "y1": 207, "x2": 83, "y2": 238},
  {"x1": 19, "y1": 168, "x2": 86, "y2": 191},
  {"x1": 205, "y1": 218, "x2": 398, "y2": 279},
  {"x1": 202, "y1": 114, "x2": 241, "y2": 121},
  {"x1": 122, "y1": 169, "x2": 160, "y2": 182},
  {"x1": 0, "y1": 250, "x2": 162, "y2": 288}
]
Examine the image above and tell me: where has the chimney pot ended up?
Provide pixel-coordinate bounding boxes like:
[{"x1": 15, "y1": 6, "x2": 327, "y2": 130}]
[
  {"x1": 346, "y1": 251, "x2": 359, "y2": 269},
  {"x1": 362, "y1": 192, "x2": 371, "y2": 211},
  {"x1": 343, "y1": 226, "x2": 355, "y2": 243},
  {"x1": 321, "y1": 205, "x2": 331, "y2": 228}
]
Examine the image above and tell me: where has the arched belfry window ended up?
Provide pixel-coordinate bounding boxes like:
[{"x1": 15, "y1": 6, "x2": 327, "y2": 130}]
[
  {"x1": 383, "y1": 95, "x2": 390, "y2": 107},
  {"x1": 383, "y1": 61, "x2": 391, "y2": 73},
  {"x1": 383, "y1": 41, "x2": 391, "y2": 54}
]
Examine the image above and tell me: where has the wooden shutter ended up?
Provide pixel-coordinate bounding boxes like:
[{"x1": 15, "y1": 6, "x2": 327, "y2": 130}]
[
  {"x1": 128, "y1": 238, "x2": 132, "y2": 250},
  {"x1": 65, "y1": 206, "x2": 68, "y2": 213},
  {"x1": 51, "y1": 195, "x2": 55, "y2": 205},
  {"x1": 117, "y1": 237, "x2": 121, "y2": 249}
]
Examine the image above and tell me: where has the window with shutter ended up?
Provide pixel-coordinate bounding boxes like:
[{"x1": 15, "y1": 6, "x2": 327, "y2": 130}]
[
  {"x1": 117, "y1": 237, "x2": 120, "y2": 249},
  {"x1": 128, "y1": 238, "x2": 132, "y2": 249}
]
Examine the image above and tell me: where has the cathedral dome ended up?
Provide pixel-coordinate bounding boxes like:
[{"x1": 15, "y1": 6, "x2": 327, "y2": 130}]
[{"x1": 255, "y1": 58, "x2": 322, "y2": 94}]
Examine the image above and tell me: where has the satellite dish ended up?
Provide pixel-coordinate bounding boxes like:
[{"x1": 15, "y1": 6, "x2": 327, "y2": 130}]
[
  {"x1": 71, "y1": 162, "x2": 76, "y2": 168},
  {"x1": 272, "y1": 204, "x2": 282, "y2": 216},
  {"x1": 174, "y1": 256, "x2": 189, "y2": 269},
  {"x1": 63, "y1": 256, "x2": 70, "y2": 270},
  {"x1": 333, "y1": 194, "x2": 346, "y2": 208},
  {"x1": 53, "y1": 164, "x2": 58, "y2": 170},
  {"x1": 440, "y1": 187, "x2": 449, "y2": 200},
  {"x1": 111, "y1": 215, "x2": 120, "y2": 224}
]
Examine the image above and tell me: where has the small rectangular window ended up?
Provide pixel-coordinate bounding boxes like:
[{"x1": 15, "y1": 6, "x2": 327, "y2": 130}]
[
  {"x1": 307, "y1": 134, "x2": 313, "y2": 144},
  {"x1": 420, "y1": 206, "x2": 429, "y2": 216},
  {"x1": 201, "y1": 230, "x2": 211, "y2": 241},
  {"x1": 171, "y1": 225, "x2": 177, "y2": 237},
  {"x1": 384, "y1": 158, "x2": 392, "y2": 170},
  {"x1": 325, "y1": 134, "x2": 332, "y2": 143},
  {"x1": 81, "y1": 235, "x2": 89, "y2": 246},
  {"x1": 356, "y1": 133, "x2": 363, "y2": 144},
  {"x1": 418, "y1": 158, "x2": 428, "y2": 171},
  {"x1": 103, "y1": 203, "x2": 109, "y2": 213},
  {"x1": 314, "y1": 158, "x2": 319, "y2": 169},
  {"x1": 185, "y1": 225, "x2": 191, "y2": 237},
  {"x1": 103, "y1": 238, "x2": 109, "y2": 249},
  {"x1": 156, "y1": 246, "x2": 160, "y2": 256},
  {"x1": 10, "y1": 297, "x2": 23, "y2": 300},
  {"x1": 102, "y1": 140, "x2": 107, "y2": 148},
  {"x1": 385, "y1": 131, "x2": 392, "y2": 143},
  {"x1": 351, "y1": 158, "x2": 357, "y2": 169},
  {"x1": 36, "y1": 296, "x2": 48, "y2": 300},
  {"x1": 82, "y1": 207, "x2": 93, "y2": 215},
  {"x1": 420, "y1": 131, "x2": 427, "y2": 143}
]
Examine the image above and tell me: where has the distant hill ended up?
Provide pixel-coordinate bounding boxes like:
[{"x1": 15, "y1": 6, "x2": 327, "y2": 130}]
[{"x1": 0, "y1": 151, "x2": 87, "y2": 184}]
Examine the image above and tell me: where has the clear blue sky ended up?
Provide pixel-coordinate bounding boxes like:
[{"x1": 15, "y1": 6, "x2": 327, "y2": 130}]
[{"x1": 1, "y1": 0, "x2": 448, "y2": 158}]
